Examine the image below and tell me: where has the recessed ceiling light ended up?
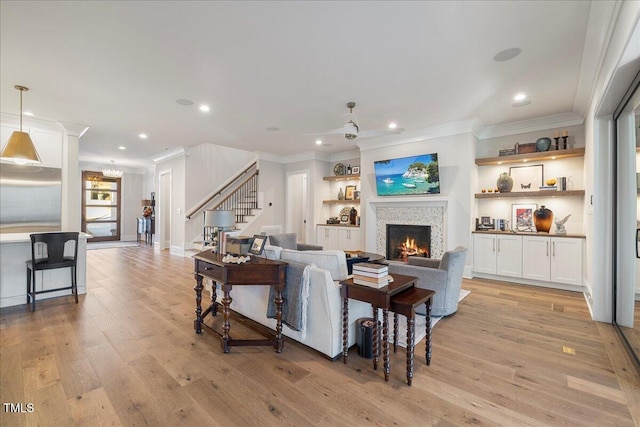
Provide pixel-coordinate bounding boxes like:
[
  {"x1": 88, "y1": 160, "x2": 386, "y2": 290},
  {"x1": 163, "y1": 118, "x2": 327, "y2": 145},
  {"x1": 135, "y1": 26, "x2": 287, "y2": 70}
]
[
  {"x1": 199, "y1": 105, "x2": 210, "y2": 112},
  {"x1": 512, "y1": 100, "x2": 532, "y2": 108},
  {"x1": 118, "y1": 146, "x2": 126, "y2": 150},
  {"x1": 267, "y1": 127, "x2": 280, "y2": 131},
  {"x1": 176, "y1": 99, "x2": 194, "y2": 106},
  {"x1": 139, "y1": 133, "x2": 148, "y2": 139},
  {"x1": 513, "y1": 93, "x2": 527, "y2": 101},
  {"x1": 315, "y1": 139, "x2": 322, "y2": 145},
  {"x1": 23, "y1": 111, "x2": 34, "y2": 117},
  {"x1": 388, "y1": 122, "x2": 397, "y2": 129},
  {"x1": 493, "y1": 47, "x2": 522, "y2": 62}
]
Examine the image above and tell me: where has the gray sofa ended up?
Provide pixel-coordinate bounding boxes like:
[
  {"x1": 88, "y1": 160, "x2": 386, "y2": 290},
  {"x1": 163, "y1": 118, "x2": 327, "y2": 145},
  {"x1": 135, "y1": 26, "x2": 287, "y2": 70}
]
[
  {"x1": 387, "y1": 246, "x2": 468, "y2": 317},
  {"x1": 268, "y1": 233, "x2": 323, "y2": 251}
]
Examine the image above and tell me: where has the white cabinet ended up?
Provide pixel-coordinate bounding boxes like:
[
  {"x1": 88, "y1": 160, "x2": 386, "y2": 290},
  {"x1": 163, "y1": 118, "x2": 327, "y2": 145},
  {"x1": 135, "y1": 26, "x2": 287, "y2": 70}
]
[
  {"x1": 317, "y1": 226, "x2": 338, "y2": 249},
  {"x1": 522, "y1": 235, "x2": 551, "y2": 281},
  {"x1": 550, "y1": 237, "x2": 583, "y2": 285},
  {"x1": 522, "y1": 236, "x2": 583, "y2": 285},
  {"x1": 316, "y1": 226, "x2": 362, "y2": 251},
  {"x1": 473, "y1": 233, "x2": 522, "y2": 277}
]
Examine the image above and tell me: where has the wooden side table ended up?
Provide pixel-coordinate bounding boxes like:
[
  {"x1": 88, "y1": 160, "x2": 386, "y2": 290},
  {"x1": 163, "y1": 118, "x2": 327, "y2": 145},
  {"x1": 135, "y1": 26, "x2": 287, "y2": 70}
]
[
  {"x1": 390, "y1": 287, "x2": 435, "y2": 386},
  {"x1": 193, "y1": 251, "x2": 287, "y2": 353},
  {"x1": 340, "y1": 274, "x2": 417, "y2": 381}
]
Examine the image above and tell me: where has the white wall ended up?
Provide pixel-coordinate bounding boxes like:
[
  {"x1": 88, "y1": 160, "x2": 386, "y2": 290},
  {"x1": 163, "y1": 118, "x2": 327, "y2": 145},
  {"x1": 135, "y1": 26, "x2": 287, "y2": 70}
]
[
  {"x1": 360, "y1": 132, "x2": 476, "y2": 269},
  {"x1": 584, "y1": 1, "x2": 640, "y2": 322}
]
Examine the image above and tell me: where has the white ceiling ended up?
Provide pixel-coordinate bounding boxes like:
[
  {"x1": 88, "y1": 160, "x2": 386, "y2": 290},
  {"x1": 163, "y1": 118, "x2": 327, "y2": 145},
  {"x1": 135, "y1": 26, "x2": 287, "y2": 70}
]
[{"x1": 0, "y1": 1, "x2": 603, "y2": 167}]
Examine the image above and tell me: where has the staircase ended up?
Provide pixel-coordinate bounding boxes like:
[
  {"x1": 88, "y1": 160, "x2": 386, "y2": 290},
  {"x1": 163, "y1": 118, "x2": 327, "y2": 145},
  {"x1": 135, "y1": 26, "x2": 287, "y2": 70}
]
[{"x1": 183, "y1": 161, "x2": 261, "y2": 257}]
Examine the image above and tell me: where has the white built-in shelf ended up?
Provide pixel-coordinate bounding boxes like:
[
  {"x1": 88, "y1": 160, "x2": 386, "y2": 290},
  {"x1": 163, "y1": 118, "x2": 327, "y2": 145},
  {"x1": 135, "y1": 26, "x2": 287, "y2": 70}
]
[
  {"x1": 475, "y1": 190, "x2": 585, "y2": 199},
  {"x1": 475, "y1": 147, "x2": 585, "y2": 166}
]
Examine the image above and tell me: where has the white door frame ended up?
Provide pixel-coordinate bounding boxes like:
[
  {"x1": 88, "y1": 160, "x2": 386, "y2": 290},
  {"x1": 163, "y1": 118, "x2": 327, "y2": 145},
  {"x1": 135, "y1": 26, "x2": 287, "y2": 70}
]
[
  {"x1": 286, "y1": 169, "x2": 310, "y2": 243},
  {"x1": 158, "y1": 169, "x2": 172, "y2": 250}
]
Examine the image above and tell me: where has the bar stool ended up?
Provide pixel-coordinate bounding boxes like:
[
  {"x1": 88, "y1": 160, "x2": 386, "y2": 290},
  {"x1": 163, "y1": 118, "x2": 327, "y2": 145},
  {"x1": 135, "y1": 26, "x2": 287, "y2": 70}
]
[
  {"x1": 26, "y1": 232, "x2": 79, "y2": 312},
  {"x1": 390, "y1": 287, "x2": 435, "y2": 386}
]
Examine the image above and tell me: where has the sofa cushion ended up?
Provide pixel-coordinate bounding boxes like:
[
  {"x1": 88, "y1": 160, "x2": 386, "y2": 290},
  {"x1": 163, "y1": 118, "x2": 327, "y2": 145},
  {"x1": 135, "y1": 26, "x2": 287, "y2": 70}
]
[
  {"x1": 268, "y1": 233, "x2": 297, "y2": 250},
  {"x1": 263, "y1": 245, "x2": 282, "y2": 260},
  {"x1": 280, "y1": 249, "x2": 348, "y2": 281}
]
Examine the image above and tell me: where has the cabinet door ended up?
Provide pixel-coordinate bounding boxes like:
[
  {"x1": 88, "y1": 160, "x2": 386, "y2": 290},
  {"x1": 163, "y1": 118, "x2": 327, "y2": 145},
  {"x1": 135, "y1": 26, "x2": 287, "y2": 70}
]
[
  {"x1": 522, "y1": 236, "x2": 551, "y2": 281},
  {"x1": 551, "y1": 237, "x2": 583, "y2": 285},
  {"x1": 473, "y1": 234, "x2": 497, "y2": 274},
  {"x1": 496, "y1": 235, "x2": 522, "y2": 278},
  {"x1": 316, "y1": 226, "x2": 338, "y2": 250},
  {"x1": 338, "y1": 228, "x2": 361, "y2": 251}
]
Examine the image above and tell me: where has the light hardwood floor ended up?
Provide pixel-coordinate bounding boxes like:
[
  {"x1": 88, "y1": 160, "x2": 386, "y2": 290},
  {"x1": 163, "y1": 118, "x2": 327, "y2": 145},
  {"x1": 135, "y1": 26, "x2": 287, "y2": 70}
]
[{"x1": 1, "y1": 247, "x2": 639, "y2": 426}]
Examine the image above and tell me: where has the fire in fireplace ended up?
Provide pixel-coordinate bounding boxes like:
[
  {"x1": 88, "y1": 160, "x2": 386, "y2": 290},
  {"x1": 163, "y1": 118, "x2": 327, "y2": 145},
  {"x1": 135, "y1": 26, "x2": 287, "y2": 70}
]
[{"x1": 386, "y1": 224, "x2": 431, "y2": 262}]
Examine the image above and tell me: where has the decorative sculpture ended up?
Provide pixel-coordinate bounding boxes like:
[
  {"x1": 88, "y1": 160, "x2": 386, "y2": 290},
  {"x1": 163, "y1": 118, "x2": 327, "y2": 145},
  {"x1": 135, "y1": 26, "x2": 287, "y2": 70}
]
[{"x1": 554, "y1": 214, "x2": 571, "y2": 235}]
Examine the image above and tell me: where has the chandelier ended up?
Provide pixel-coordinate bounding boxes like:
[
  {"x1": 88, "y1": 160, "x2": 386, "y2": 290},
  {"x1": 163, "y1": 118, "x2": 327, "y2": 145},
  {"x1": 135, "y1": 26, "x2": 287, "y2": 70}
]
[{"x1": 102, "y1": 160, "x2": 122, "y2": 178}]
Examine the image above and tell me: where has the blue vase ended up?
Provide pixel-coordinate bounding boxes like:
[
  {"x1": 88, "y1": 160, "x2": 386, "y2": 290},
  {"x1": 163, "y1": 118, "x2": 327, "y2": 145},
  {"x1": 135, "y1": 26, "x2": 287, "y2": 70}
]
[{"x1": 535, "y1": 137, "x2": 552, "y2": 152}]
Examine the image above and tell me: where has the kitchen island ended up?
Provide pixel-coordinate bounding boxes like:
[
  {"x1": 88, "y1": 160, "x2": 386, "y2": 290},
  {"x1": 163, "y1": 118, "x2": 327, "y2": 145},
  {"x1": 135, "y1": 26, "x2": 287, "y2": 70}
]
[{"x1": 0, "y1": 232, "x2": 89, "y2": 308}]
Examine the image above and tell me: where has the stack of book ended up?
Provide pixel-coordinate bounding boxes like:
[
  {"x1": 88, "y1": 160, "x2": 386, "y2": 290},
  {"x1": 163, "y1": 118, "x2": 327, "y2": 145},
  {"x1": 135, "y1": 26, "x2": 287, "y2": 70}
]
[{"x1": 352, "y1": 263, "x2": 392, "y2": 288}]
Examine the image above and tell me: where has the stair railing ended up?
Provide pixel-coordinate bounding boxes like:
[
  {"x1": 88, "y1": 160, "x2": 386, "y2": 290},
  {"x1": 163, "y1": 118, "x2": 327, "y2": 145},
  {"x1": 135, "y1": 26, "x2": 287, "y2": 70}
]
[{"x1": 184, "y1": 160, "x2": 259, "y2": 222}]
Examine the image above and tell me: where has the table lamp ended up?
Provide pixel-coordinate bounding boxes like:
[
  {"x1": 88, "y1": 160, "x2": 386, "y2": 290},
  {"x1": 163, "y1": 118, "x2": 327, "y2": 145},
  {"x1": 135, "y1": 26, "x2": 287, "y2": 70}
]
[{"x1": 204, "y1": 210, "x2": 235, "y2": 254}]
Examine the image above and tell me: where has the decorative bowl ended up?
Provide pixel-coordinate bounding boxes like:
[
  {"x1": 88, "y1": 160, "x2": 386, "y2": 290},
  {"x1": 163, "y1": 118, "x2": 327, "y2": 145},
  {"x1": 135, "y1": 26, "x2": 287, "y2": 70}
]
[{"x1": 535, "y1": 137, "x2": 552, "y2": 152}]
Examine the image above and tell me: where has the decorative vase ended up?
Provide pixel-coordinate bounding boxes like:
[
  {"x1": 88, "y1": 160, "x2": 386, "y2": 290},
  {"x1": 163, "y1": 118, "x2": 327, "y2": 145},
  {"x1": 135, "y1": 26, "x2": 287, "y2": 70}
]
[
  {"x1": 535, "y1": 137, "x2": 552, "y2": 152},
  {"x1": 496, "y1": 172, "x2": 513, "y2": 193},
  {"x1": 534, "y1": 205, "x2": 553, "y2": 233},
  {"x1": 338, "y1": 187, "x2": 344, "y2": 200}
]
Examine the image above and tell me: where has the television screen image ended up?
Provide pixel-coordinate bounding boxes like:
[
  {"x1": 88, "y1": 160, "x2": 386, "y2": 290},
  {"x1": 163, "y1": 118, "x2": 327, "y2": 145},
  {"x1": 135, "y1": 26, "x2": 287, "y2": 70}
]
[{"x1": 374, "y1": 153, "x2": 440, "y2": 196}]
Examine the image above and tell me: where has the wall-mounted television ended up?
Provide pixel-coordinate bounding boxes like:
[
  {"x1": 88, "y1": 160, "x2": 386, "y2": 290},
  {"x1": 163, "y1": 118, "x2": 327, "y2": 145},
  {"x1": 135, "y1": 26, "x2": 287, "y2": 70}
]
[{"x1": 374, "y1": 153, "x2": 440, "y2": 196}]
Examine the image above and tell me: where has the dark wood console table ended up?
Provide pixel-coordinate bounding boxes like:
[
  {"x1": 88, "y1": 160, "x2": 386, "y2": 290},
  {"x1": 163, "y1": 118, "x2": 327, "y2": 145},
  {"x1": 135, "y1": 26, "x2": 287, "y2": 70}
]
[
  {"x1": 340, "y1": 273, "x2": 417, "y2": 381},
  {"x1": 193, "y1": 251, "x2": 287, "y2": 353}
]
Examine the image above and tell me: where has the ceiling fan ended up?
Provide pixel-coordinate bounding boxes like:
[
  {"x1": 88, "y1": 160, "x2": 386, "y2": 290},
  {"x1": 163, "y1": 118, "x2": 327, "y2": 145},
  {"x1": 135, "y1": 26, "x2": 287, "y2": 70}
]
[{"x1": 311, "y1": 102, "x2": 402, "y2": 141}]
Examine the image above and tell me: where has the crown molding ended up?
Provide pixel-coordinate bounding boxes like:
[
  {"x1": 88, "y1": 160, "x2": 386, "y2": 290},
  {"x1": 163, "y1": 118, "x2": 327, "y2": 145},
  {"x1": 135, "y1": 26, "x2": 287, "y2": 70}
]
[
  {"x1": 358, "y1": 118, "x2": 479, "y2": 151},
  {"x1": 151, "y1": 147, "x2": 187, "y2": 163},
  {"x1": 57, "y1": 121, "x2": 89, "y2": 138},
  {"x1": 477, "y1": 112, "x2": 584, "y2": 140},
  {"x1": 1, "y1": 112, "x2": 64, "y2": 133}
]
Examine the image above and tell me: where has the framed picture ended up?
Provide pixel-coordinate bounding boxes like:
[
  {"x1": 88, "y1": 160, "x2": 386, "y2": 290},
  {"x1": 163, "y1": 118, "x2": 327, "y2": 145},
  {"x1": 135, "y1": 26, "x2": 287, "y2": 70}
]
[
  {"x1": 249, "y1": 234, "x2": 267, "y2": 255},
  {"x1": 345, "y1": 185, "x2": 356, "y2": 200},
  {"x1": 512, "y1": 203, "x2": 537, "y2": 231},
  {"x1": 340, "y1": 215, "x2": 350, "y2": 224},
  {"x1": 510, "y1": 164, "x2": 543, "y2": 192},
  {"x1": 352, "y1": 166, "x2": 360, "y2": 174}
]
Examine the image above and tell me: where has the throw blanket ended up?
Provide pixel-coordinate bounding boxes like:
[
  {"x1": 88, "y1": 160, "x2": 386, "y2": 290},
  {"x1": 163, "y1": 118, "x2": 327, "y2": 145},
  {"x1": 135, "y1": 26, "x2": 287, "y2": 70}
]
[{"x1": 266, "y1": 261, "x2": 313, "y2": 339}]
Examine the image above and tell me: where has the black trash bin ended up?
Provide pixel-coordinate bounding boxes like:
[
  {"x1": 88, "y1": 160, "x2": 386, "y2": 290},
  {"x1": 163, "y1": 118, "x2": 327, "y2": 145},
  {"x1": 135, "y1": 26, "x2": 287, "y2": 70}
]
[{"x1": 356, "y1": 317, "x2": 380, "y2": 359}]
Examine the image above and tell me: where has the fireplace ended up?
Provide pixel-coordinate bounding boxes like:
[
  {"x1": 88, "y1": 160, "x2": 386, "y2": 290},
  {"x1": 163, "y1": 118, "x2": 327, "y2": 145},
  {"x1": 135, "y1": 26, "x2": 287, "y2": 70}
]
[{"x1": 386, "y1": 224, "x2": 431, "y2": 262}]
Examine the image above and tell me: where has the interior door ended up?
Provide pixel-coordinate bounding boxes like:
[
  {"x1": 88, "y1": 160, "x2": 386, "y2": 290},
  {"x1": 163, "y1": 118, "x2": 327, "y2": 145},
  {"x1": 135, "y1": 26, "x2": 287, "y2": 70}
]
[
  {"x1": 81, "y1": 171, "x2": 121, "y2": 242},
  {"x1": 286, "y1": 171, "x2": 309, "y2": 243}
]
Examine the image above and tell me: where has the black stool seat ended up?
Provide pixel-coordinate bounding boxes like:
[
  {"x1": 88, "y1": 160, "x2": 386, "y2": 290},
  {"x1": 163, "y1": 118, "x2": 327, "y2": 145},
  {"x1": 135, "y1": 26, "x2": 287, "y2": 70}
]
[{"x1": 26, "y1": 232, "x2": 79, "y2": 312}]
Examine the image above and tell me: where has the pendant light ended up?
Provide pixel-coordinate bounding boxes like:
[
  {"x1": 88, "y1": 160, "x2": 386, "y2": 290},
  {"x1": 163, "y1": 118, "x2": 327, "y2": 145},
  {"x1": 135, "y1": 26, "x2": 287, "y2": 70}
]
[
  {"x1": 102, "y1": 160, "x2": 123, "y2": 178},
  {"x1": 0, "y1": 85, "x2": 41, "y2": 164}
]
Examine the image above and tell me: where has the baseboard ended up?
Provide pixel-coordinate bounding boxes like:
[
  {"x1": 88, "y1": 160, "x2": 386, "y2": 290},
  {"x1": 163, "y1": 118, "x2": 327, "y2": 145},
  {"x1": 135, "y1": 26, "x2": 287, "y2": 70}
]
[
  {"x1": 472, "y1": 272, "x2": 584, "y2": 293},
  {"x1": 170, "y1": 245, "x2": 185, "y2": 257}
]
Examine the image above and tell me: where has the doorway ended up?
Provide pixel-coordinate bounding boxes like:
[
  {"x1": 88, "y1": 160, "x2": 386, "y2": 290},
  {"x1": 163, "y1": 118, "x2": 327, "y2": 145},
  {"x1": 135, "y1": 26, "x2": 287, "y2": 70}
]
[
  {"x1": 81, "y1": 171, "x2": 121, "y2": 242},
  {"x1": 286, "y1": 171, "x2": 309, "y2": 243}
]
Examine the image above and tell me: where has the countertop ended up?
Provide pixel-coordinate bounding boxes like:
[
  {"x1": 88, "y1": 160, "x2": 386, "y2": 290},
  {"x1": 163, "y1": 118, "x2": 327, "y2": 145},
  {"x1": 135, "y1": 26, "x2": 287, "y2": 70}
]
[
  {"x1": 0, "y1": 232, "x2": 91, "y2": 243},
  {"x1": 316, "y1": 224, "x2": 360, "y2": 228},
  {"x1": 472, "y1": 230, "x2": 585, "y2": 238}
]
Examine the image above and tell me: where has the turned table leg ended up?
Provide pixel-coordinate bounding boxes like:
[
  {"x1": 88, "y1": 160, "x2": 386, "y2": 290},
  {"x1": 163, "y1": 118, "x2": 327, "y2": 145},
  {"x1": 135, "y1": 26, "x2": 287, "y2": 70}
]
[
  {"x1": 221, "y1": 285, "x2": 232, "y2": 353},
  {"x1": 194, "y1": 274, "x2": 203, "y2": 334},
  {"x1": 383, "y1": 309, "x2": 390, "y2": 382},
  {"x1": 343, "y1": 297, "x2": 349, "y2": 364},
  {"x1": 425, "y1": 299, "x2": 432, "y2": 366},
  {"x1": 373, "y1": 306, "x2": 379, "y2": 370},
  {"x1": 393, "y1": 312, "x2": 399, "y2": 353},
  {"x1": 274, "y1": 286, "x2": 284, "y2": 353},
  {"x1": 406, "y1": 316, "x2": 415, "y2": 386}
]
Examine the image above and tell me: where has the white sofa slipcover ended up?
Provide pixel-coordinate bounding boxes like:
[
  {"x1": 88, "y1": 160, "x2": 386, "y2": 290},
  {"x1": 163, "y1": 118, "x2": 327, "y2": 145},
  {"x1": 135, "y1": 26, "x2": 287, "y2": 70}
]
[{"x1": 214, "y1": 246, "x2": 371, "y2": 358}]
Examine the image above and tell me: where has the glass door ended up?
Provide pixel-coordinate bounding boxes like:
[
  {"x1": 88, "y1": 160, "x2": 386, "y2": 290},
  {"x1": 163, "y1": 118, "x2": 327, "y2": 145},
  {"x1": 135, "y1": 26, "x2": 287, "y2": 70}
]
[
  {"x1": 614, "y1": 73, "x2": 640, "y2": 365},
  {"x1": 81, "y1": 171, "x2": 121, "y2": 242}
]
